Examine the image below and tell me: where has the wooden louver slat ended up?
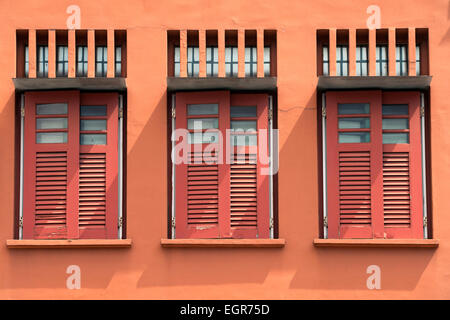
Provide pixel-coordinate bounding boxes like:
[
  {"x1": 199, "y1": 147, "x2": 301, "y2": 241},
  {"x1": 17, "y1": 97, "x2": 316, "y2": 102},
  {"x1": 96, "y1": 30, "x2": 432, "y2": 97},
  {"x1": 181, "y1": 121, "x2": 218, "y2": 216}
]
[
  {"x1": 339, "y1": 151, "x2": 372, "y2": 226},
  {"x1": 79, "y1": 153, "x2": 107, "y2": 228},
  {"x1": 383, "y1": 152, "x2": 411, "y2": 227}
]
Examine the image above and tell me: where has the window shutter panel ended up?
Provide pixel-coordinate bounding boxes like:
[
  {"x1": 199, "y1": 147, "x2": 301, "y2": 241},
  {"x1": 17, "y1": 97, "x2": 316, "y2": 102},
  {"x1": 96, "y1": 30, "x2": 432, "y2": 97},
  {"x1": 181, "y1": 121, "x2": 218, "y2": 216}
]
[
  {"x1": 229, "y1": 94, "x2": 270, "y2": 239},
  {"x1": 175, "y1": 91, "x2": 230, "y2": 238},
  {"x1": 23, "y1": 91, "x2": 80, "y2": 239},
  {"x1": 78, "y1": 93, "x2": 119, "y2": 239},
  {"x1": 326, "y1": 91, "x2": 384, "y2": 239},
  {"x1": 381, "y1": 91, "x2": 423, "y2": 238}
]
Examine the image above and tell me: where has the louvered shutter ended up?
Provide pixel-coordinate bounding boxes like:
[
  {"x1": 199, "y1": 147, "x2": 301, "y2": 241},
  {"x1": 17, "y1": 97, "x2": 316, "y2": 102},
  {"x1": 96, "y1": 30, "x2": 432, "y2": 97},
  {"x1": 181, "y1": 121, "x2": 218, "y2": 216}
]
[
  {"x1": 326, "y1": 90, "x2": 424, "y2": 239},
  {"x1": 229, "y1": 94, "x2": 269, "y2": 239},
  {"x1": 381, "y1": 91, "x2": 423, "y2": 238},
  {"x1": 78, "y1": 93, "x2": 119, "y2": 239},
  {"x1": 23, "y1": 91, "x2": 80, "y2": 239},
  {"x1": 326, "y1": 91, "x2": 384, "y2": 239},
  {"x1": 23, "y1": 91, "x2": 119, "y2": 239},
  {"x1": 174, "y1": 91, "x2": 270, "y2": 239},
  {"x1": 175, "y1": 91, "x2": 230, "y2": 238}
]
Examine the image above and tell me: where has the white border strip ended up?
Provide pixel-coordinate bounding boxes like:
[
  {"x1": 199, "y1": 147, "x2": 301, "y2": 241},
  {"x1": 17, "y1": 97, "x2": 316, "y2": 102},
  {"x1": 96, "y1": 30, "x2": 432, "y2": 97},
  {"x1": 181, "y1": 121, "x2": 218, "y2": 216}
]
[
  {"x1": 269, "y1": 95, "x2": 274, "y2": 239},
  {"x1": 420, "y1": 93, "x2": 428, "y2": 239},
  {"x1": 118, "y1": 95, "x2": 124, "y2": 239},
  {"x1": 171, "y1": 94, "x2": 176, "y2": 239},
  {"x1": 322, "y1": 93, "x2": 328, "y2": 239},
  {"x1": 19, "y1": 94, "x2": 25, "y2": 239}
]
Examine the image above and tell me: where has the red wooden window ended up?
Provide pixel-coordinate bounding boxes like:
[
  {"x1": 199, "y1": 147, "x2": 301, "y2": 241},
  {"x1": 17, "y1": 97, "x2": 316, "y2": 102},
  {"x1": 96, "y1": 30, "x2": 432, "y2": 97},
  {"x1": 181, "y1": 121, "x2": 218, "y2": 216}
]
[
  {"x1": 174, "y1": 91, "x2": 270, "y2": 239},
  {"x1": 326, "y1": 90, "x2": 423, "y2": 239},
  {"x1": 23, "y1": 91, "x2": 119, "y2": 239}
]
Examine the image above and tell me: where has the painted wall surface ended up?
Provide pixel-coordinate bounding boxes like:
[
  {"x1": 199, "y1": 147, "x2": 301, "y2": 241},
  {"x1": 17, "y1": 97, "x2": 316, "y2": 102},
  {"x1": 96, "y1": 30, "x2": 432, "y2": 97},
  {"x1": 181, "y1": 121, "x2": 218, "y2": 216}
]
[{"x1": 0, "y1": 0, "x2": 449, "y2": 299}]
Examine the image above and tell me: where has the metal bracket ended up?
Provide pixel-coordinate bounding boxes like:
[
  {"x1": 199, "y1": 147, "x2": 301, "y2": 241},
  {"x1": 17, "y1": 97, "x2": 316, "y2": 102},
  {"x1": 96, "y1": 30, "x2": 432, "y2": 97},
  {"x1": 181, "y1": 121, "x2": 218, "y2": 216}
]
[
  {"x1": 118, "y1": 217, "x2": 123, "y2": 228},
  {"x1": 420, "y1": 106, "x2": 425, "y2": 117},
  {"x1": 268, "y1": 108, "x2": 273, "y2": 121},
  {"x1": 19, "y1": 217, "x2": 23, "y2": 228},
  {"x1": 324, "y1": 216, "x2": 328, "y2": 228},
  {"x1": 322, "y1": 106, "x2": 326, "y2": 117},
  {"x1": 423, "y1": 216, "x2": 428, "y2": 228},
  {"x1": 21, "y1": 107, "x2": 25, "y2": 117},
  {"x1": 119, "y1": 107, "x2": 124, "y2": 119},
  {"x1": 171, "y1": 107, "x2": 176, "y2": 118},
  {"x1": 171, "y1": 217, "x2": 176, "y2": 229},
  {"x1": 269, "y1": 217, "x2": 274, "y2": 230}
]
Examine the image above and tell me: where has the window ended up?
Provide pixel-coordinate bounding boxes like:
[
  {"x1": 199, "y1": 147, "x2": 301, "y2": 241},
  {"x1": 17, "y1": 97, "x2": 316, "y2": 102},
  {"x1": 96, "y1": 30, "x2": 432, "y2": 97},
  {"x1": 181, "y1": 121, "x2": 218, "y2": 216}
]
[
  {"x1": 396, "y1": 45, "x2": 408, "y2": 76},
  {"x1": 225, "y1": 47, "x2": 238, "y2": 77},
  {"x1": 376, "y1": 45, "x2": 388, "y2": 76},
  {"x1": 115, "y1": 46, "x2": 122, "y2": 77},
  {"x1": 187, "y1": 46, "x2": 199, "y2": 77},
  {"x1": 322, "y1": 46, "x2": 329, "y2": 76},
  {"x1": 416, "y1": 45, "x2": 421, "y2": 76},
  {"x1": 173, "y1": 91, "x2": 270, "y2": 239},
  {"x1": 336, "y1": 45, "x2": 348, "y2": 76},
  {"x1": 245, "y1": 47, "x2": 257, "y2": 77},
  {"x1": 206, "y1": 46, "x2": 218, "y2": 77},
  {"x1": 22, "y1": 91, "x2": 120, "y2": 239},
  {"x1": 56, "y1": 46, "x2": 68, "y2": 77},
  {"x1": 95, "y1": 46, "x2": 107, "y2": 77},
  {"x1": 37, "y1": 46, "x2": 48, "y2": 78},
  {"x1": 356, "y1": 45, "x2": 368, "y2": 76},
  {"x1": 77, "y1": 46, "x2": 88, "y2": 77},
  {"x1": 325, "y1": 90, "x2": 425, "y2": 239},
  {"x1": 25, "y1": 45, "x2": 29, "y2": 78},
  {"x1": 174, "y1": 46, "x2": 180, "y2": 77}
]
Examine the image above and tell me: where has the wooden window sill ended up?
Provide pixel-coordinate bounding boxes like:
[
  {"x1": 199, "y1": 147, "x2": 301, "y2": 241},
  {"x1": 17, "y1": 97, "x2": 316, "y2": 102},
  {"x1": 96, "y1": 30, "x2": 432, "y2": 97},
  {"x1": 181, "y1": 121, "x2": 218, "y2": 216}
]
[
  {"x1": 6, "y1": 239, "x2": 132, "y2": 249},
  {"x1": 161, "y1": 238, "x2": 286, "y2": 248},
  {"x1": 313, "y1": 238, "x2": 439, "y2": 248}
]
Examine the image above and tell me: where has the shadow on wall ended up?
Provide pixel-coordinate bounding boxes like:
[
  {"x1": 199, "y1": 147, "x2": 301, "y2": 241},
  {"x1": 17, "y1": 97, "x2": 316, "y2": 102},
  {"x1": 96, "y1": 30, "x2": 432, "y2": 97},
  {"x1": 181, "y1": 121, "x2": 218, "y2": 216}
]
[
  {"x1": 4, "y1": 249, "x2": 133, "y2": 289},
  {"x1": 136, "y1": 248, "x2": 280, "y2": 287},
  {"x1": 440, "y1": 1, "x2": 450, "y2": 44},
  {"x1": 289, "y1": 248, "x2": 436, "y2": 291}
]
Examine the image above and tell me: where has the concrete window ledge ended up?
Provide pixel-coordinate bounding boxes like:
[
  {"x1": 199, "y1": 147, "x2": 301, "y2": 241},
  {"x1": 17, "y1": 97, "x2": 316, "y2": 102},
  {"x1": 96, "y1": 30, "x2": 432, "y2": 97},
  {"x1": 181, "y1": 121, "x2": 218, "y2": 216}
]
[
  {"x1": 6, "y1": 239, "x2": 132, "y2": 249},
  {"x1": 313, "y1": 238, "x2": 439, "y2": 248},
  {"x1": 161, "y1": 238, "x2": 286, "y2": 248}
]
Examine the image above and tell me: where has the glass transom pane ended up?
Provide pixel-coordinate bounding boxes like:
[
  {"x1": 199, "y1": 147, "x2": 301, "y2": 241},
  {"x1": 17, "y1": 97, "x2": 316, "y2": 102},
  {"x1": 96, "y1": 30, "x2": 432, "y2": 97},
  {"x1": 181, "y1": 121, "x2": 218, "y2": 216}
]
[
  {"x1": 36, "y1": 103, "x2": 68, "y2": 115},
  {"x1": 339, "y1": 118, "x2": 370, "y2": 129},
  {"x1": 338, "y1": 103, "x2": 370, "y2": 115},
  {"x1": 187, "y1": 104, "x2": 218, "y2": 115},
  {"x1": 188, "y1": 132, "x2": 219, "y2": 144},
  {"x1": 383, "y1": 133, "x2": 409, "y2": 144},
  {"x1": 80, "y1": 133, "x2": 107, "y2": 145},
  {"x1": 382, "y1": 104, "x2": 409, "y2": 115},
  {"x1": 81, "y1": 120, "x2": 107, "y2": 131},
  {"x1": 339, "y1": 132, "x2": 370, "y2": 143},
  {"x1": 36, "y1": 118, "x2": 68, "y2": 129},
  {"x1": 382, "y1": 118, "x2": 409, "y2": 130},
  {"x1": 36, "y1": 132, "x2": 67, "y2": 144},
  {"x1": 81, "y1": 105, "x2": 107, "y2": 116},
  {"x1": 231, "y1": 120, "x2": 257, "y2": 132},
  {"x1": 230, "y1": 106, "x2": 257, "y2": 118},
  {"x1": 187, "y1": 118, "x2": 218, "y2": 130}
]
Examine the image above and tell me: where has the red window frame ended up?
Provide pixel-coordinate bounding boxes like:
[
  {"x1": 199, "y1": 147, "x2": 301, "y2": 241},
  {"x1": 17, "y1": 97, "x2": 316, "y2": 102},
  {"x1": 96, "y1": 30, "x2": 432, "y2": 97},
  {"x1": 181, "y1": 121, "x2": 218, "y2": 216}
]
[
  {"x1": 326, "y1": 90, "x2": 423, "y2": 239},
  {"x1": 174, "y1": 91, "x2": 270, "y2": 239},
  {"x1": 23, "y1": 90, "x2": 119, "y2": 239}
]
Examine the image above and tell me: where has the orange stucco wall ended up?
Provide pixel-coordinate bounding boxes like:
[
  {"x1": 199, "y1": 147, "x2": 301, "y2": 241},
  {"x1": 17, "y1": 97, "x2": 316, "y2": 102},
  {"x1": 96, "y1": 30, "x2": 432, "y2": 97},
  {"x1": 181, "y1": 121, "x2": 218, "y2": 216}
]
[{"x1": 0, "y1": 0, "x2": 449, "y2": 299}]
